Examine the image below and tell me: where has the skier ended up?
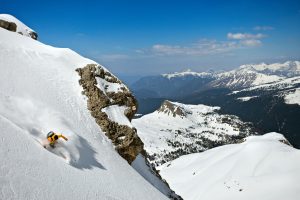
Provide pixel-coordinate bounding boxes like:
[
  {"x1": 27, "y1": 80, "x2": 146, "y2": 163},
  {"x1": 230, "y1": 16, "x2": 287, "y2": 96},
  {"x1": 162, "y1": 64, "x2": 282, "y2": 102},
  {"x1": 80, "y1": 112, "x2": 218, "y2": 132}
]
[{"x1": 47, "y1": 131, "x2": 68, "y2": 148}]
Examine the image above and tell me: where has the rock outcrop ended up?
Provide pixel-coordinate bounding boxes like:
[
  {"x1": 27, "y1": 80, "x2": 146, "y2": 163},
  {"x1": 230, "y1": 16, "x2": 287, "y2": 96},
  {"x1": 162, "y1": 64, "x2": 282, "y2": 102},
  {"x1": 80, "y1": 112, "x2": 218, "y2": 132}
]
[
  {"x1": 27, "y1": 31, "x2": 38, "y2": 40},
  {"x1": 76, "y1": 64, "x2": 143, "y2": 164},
  {"x1": 158, "y1": 100, "x2": 187, "y2": 117},
  {"x1": 0, "y1": 19, "x2": 17, "y2": 32}
]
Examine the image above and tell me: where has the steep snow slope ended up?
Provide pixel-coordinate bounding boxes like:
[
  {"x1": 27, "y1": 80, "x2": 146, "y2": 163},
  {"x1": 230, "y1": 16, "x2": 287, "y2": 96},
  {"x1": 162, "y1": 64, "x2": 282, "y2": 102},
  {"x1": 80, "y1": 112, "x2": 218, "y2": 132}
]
[
  {"x1": 133, "y1": 101, "x2": 256, "y2": 166},
  {"x1": 0, "y1": 24, "x2": 167, "y2": 199},
  {"x1": 158, "y1": 133, "x2": 300, "y2": 200}
]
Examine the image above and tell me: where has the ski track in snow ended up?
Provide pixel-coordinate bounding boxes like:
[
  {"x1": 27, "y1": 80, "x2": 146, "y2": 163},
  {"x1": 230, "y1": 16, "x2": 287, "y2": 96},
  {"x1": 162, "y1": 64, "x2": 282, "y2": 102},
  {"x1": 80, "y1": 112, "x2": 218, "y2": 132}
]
[{"x1": 0, "y1": 95, "x2": 103, "y2": 168}]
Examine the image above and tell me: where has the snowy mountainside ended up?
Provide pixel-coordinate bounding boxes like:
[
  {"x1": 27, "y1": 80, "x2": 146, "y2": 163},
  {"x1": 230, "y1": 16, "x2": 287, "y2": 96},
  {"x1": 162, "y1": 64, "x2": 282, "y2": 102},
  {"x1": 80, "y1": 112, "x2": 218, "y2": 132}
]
[
  {"x1": 211, "y1": 61, "x2": 300, "y2": 89},
  {"x1": 212, "y1": 66, "x2": 283, "y2": 89},
  {"x1": 158, "y1": 133, "x2": 300, "y2": 200},
  {"x1": 231, "y1": 75, "x2": 300, "y2": 105},
  {"x1": 0, "y1": 18, "x2": 167, "y2": 200},
  {"x1": 132, "y1": 100, "x2": 257, "y2": 167},
  {"x1": 0, "y1": 14, "x2": 37, "y2": 39}
]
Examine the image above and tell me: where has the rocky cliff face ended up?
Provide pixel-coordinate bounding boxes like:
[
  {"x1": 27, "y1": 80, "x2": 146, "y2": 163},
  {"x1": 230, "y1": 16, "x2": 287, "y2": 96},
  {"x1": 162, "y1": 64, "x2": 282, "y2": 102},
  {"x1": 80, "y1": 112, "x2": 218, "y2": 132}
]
[{"x1": 76, "y1": 64, "x2": 143, "y2": 164}]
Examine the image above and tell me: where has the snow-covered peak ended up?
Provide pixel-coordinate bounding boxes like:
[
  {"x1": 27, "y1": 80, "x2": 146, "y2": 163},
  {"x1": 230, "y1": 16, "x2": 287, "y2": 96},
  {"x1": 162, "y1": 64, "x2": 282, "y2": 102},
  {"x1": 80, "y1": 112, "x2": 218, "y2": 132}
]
[
  {"x1": 162, "y1": 69, "x2": 214, "y2": 79},
  {"x1": 239, "y1": 61, "x2": 300, "y2": 77},
  {"x1": 162, "y1": 61, "x2": 300, "y2": 90},
  {"x1": 214, "y1": 66, "x2": 284, "y2": 89},
  {"x1": 0, "y1": 14, "x2": 37, "y2": 39}
]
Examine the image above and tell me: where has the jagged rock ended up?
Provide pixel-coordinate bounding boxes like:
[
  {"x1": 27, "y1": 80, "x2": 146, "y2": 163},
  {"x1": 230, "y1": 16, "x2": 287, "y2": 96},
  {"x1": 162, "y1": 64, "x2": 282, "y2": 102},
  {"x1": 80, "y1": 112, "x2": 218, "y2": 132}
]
[
  {"x1": 158, "y1": 100, "x2": 186, "y2": 117},
  {"x1": 0, "y1": 19, "x2": 17, "y2": 32},
  {"x1": 76, "y1": 64, "x2": 143, "y2": 164},
  {"x1": 29, "y1": 31, "x2": 38, "y2": 40},
  {"x1": 279, "y1": 139, "x2": 292, "y2": 146}
]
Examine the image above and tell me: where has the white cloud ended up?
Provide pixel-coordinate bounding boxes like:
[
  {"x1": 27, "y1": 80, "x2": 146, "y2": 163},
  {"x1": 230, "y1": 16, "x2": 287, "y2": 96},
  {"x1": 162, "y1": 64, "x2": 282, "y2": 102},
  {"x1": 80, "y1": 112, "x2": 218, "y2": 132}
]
[
  {"x1": 148, "y1": 36, "x2": 265, "y2": 56},
  {"x1": 150, "y1": 39, "x2": 239, "y2": 56},
  {"x1": 253, "y1": 26, "x2": 274, "y2": 31},
  {"x1": 103, "y1": 33, "x2": 266, "y2": 59},
  {"x1": 240, "y1": 39, "x2": 262, "y2": 47},
  {"x1": 227, "y1": 32, "x2": 266, "y2": 40}
]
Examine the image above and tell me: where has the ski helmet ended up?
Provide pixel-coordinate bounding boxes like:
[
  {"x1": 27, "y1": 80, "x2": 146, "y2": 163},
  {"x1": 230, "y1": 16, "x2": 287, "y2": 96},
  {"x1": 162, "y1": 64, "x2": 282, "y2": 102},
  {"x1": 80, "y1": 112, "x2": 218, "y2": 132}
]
[{"x1": 47, "y1": 131, "x2": 54, "y2": 138}]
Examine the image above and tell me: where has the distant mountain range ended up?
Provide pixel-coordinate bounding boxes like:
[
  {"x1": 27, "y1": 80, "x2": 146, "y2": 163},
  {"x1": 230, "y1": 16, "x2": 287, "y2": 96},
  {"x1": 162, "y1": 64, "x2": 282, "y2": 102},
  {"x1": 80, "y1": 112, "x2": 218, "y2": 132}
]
[
  {"x1": 130, "y1": 61, "x2": 300, "y2": 148},
  {"x1": 131, "y1": 61, "x2": 300, "y2": 98}
]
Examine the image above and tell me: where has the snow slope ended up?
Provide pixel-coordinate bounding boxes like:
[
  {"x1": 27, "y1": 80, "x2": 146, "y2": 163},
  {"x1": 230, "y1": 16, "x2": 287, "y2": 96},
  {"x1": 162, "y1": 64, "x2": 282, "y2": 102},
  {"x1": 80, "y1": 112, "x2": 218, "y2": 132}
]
[
  {"x1": 158, "y1": 133, "x2": 300, "y2": 200},
  {"x1": 231, "y1": 75, "x2": 300, "y2": 106},
  {"x1": 0, "y1": 21, "x2": 167, "y2": 199}
]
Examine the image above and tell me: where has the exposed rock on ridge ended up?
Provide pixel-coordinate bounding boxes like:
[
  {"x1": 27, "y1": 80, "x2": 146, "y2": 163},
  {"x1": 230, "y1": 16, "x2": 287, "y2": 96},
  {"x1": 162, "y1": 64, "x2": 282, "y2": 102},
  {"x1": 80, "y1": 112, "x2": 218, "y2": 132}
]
[
  {"x1": 158, "y1": 100, "x2": 187, "y2": 117},
  {"x1": 76, "y1": 64, "x2": 143, "y2": 164},
  {"x1": 0, "y1": 19, "x2": 17, "y2": 32}
]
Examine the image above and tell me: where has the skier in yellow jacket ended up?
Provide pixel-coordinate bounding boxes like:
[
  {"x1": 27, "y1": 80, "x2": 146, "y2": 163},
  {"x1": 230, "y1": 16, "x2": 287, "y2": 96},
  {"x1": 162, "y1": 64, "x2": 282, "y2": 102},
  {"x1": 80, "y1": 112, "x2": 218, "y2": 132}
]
[{"x1": 47, "y1": 131, "x2": 68, "y2": 148}]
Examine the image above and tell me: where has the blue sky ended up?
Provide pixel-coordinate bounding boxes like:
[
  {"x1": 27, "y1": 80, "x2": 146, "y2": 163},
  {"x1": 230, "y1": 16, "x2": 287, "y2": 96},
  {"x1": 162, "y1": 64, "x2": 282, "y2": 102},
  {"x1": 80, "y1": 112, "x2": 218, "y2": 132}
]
[{"x1": 1, "y1": 0, "x2": 300, "y2": 77}]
